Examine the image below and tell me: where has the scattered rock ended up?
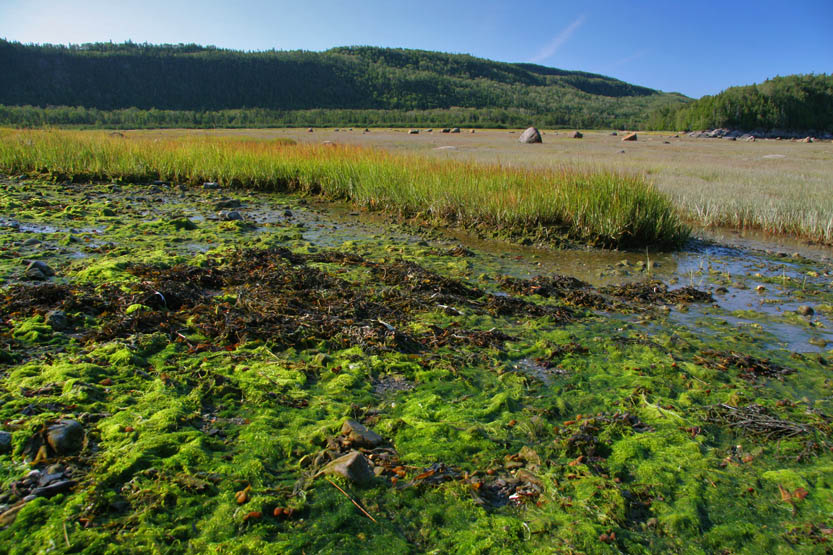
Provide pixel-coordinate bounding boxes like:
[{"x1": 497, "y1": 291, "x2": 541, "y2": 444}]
[
  {"x1": 470, "y1": 129, "x2": 476, "y2": 133},
  {"x1": 621, "y1": 132, "x2": 637, "y2": 142},
  {"x1": 46, "y1": 310, "x2": 69, "y2": 331},
  {"x1": 408, "y1": 129, "x2": 419, "y2": 135},
  {"x1": 46, "y1": 420, "x2": 84, "y2": 456},
  {"x1": 307, "y1": 128, "x2": 314, "y2": 133},
  {"x1": 567, "y1": 131, "x2": 583, "y2": 139},
  {"x1": 801, "y1": 136, "x2": 814, "y2": 143},
  {"x1": 441, "y1": 128, "x2": 451, "y2": 133},
  {"x1": 22, "y1": 238, "x2": 41, "y2": 247},
  {"x1": 214, "y1": 199, "x2": 242, "y2": 210},
  {"x1": 610, "y1": 132, "x2": 618, "y2": 136},
  {"x1": 25, "y1": 260, "x2": 55, "y2": 280},
  {"x1": 219, "y1": 210, "x2": 243, "y2": 221},
  {"x1": 797, "y1": 305, "x2": 814, "y2": 316},
  {"x1": 320, "y1": 451, "x2": 374, "y2": 485},
  {"x1": 425, "y1": 129, "x2": 433, "y2": 133},
  {"x1": 0, "y1": 431, "x2": 11, "y2": 454},
  {"x1": 342, "y1": 419, "x2": 383, "y2": 448},
  {"x1": 451, "y1": 128, "x2": 461, "y2": 133},
  {"x1": 518, "y1": 127, "x2": 542, "y2": 144}
]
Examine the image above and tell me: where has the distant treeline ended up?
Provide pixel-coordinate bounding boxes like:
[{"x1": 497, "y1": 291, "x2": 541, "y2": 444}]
[
  {"x1": 0, "y1": 104, "x2": 664, "y2": 130},
  {"x1": 0, "y1": 40, "x2": 687, "y2": 129},
  {"x1": 645, "y1": 74, "x2": 833, "y2": 132}
]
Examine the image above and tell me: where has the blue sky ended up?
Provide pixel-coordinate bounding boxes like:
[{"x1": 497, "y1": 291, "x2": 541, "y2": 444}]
[{"x1": 1, "y1": 0, "x2": 831, "y2": 98}]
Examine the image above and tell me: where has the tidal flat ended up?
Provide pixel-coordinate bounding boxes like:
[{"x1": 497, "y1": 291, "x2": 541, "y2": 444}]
[{"x1": 0, "y1": 171, "x2": 832, "y2": 554}]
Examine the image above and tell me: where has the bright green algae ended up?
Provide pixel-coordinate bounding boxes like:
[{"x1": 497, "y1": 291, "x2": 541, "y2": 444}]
[{"x1": 0, "y1": 177, "x2": 832, "y2": 553}]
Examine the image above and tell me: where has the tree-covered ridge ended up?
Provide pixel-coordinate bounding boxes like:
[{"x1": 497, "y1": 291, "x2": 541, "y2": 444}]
[
  {"x1": 646, "y1": 74, "x2": 833, "y2": 132},
  {"x1": 0, "y1": 40, "x2": 687, "y2": 128}
]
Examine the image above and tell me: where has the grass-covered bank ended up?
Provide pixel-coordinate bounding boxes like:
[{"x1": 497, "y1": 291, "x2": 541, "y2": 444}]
[{"x1": 0, "y1": 129, "x2": 688, "y2": 249}]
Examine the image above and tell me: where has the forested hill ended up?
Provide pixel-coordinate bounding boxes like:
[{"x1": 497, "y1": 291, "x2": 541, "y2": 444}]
[
  {"x1": 0, "y1": 40, "x2": 688, "y2": 128},
  {"x1": 646, "y1": 74, "x2": 833, "y2": 132}
]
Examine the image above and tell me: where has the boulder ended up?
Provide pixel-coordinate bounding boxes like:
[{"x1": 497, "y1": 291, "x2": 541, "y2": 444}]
[
  {"x1": 621, "y1": 132, "x2": 637, "y2": 142},
  {"x1": 441, "y1": 128, "x2": 451, "y2": 133},
  {"x1": 219, "y1": 210, "x2": 243, "y2": 221},
  {"x1": 320, "y1": 451, "x2": 374, "y2": 485},
  {"x1": 470, "y1": 129, "x2": 476, "y2": 133},
  {"x1": 801, "y1": 136, "x2": 814, "y2": 143},
  {"x1": 567, "y1": 131, "x2": 583, "y2": 139},
  {"x1": 408, "y1": 129, "x2": 419, "y2": 135},
  {"x1": 307, "y1": 128, "x2": 314, "y2": 133},
  {"x1": 451, "y1": 127, "x2": 461, "y2": 133},
  {"x1": 518, "y1": 127, "x2": 542, "y2": 144},
  {"x1": 342, "y1": 419, "x2": 383, "y2": 448},
  {"x1": 610, "y1": 131, "x2": 618, "y2": 136},
  {"x1": 203, "y1": 181, "x2": 220, "y2": 190},
  {"x1": 46, "y1": 420, "x2": 84, "y2": 455}
]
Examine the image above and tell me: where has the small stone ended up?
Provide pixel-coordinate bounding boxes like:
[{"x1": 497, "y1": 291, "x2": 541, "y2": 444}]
[
  {"x1": 203, "y1": 182, "x2": 220, "y2": 189},
  {"x1": 0, "y1": 431, "x2": 12, "y2": 454},
  {"x1": 46, "y1": 420, "x2": 84, "y2": 456},
  {"x1": 567, "y1": 131, "x2": 583, "y2": 139},
  {"x1": 26, "y1": 260, "x2": 55, "y2": 278},
  {"x1": 220, "y1": 210, "x2": 243, "y2": 221},
  {"x1": 714, "y1": 287, "x2": 729, "y2": 295},
  {"x1": 797, "y1": 305, "x2": 814, "y2": 316},
  {"x1": 46, "y1": 310, "x2": 68, "y2": 331},
  {"x1": 320, "y1": 451, "x2": 374, "y2": 485},
  {"x1": 213, "y1": 199, "x2": 242, "y2": 210},
  {"x1": 341, "y1": 419, "x2": 383, "y2": 448},
  {"x1": 755, "y1": 285, "x2": 766, "y2": 293}
]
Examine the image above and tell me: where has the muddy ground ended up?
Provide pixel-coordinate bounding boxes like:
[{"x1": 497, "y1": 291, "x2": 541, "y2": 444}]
[{"x1": 1, "y1": 176, "x2": 832, "y2": 553}]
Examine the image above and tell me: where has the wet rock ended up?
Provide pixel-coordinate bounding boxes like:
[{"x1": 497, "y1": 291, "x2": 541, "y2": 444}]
[
  {"x1": 621, "y1": 132, "x2": 637, "y2": 141},
  {"x1": 219, "y1": 210, "x2": 243, "y2": 221},
  {"x1": 31, "y1": 480, "x2": 75, "y2": 498},
  {"x1": 797, "y1": 305, "x2": 814, "y2": 316},
  {"x1": 203, "y1": 181, "x2": 220, "y2": 190},
  {"x1": 26, "y1": 260, "x2": 55, "y2": 280},
  {"x1": 0, "y1": 431, "x2": 11, "y2": 454},
  {"x1": 450, "y1": 127, "x2": 461, "y2": 133},
  {"x1": 46, "y1": 420, "x2": 84, "y2": 455},
  {"x1": 342, "y1": 419, "x2": 383, "y2": 448},
  {"x1": 46, "y1": 310, "x2": 69, "y2": 330},
  {"x1": 22, "y1": 238, "x2": 41, "y2": 247},
  {"x1": 567, "y1": 131, "x2": 583, "y2": 139},
  {"x1": 320, "y1": 451, "x2": 374, "y2": 485},
  {"x1": 518, "y1": 127, "x2": 542, "y2": 144},
  {"x1": 214, "y1": 199, "x2": 242, "y2": 210}
]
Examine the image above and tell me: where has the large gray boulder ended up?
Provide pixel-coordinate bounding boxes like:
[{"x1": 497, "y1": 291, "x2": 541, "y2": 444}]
[{"x1": 519, "y1": 127, "x2": 542, "y2": 144}]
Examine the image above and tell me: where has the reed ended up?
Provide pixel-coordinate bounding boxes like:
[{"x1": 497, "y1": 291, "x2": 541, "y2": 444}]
[{"x1": 0, "y1": 129, "x2": 689, "y2": 248}]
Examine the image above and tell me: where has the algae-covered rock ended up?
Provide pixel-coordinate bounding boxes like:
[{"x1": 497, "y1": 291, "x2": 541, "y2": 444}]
[
  {"x1": 25, "y1": 260, "x2": 55, "y2": 280},
  {"x1": 321, "y1": 451, "x2": 374, "y2": 485},
  {"x1": 342, "y1": 419, "x2": 383, "y2": 448},
  {"x1": 46, "y1": 420, "x2": 84, "y2": 455}
]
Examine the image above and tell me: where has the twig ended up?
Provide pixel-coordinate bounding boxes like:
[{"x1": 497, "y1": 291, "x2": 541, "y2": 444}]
[
  {"x1": 325, "y1": 478, "x2": 378, "y2": 523},
  {"x1": 63, "y1": 519, "x2": 70, "y2": 548},
  {"x1": 257, "y1": 371, "x2": 281, "y2": 388}
]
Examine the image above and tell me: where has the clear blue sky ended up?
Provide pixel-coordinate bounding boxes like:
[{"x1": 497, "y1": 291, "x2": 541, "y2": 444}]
[{"x1": 2, "y1": 0, "x2": 831, "y2": 98}]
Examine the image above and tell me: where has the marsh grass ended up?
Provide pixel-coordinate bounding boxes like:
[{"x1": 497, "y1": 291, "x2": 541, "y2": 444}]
[{"x1": 0, "y1": 129, "x2": 688, "y2": 248}]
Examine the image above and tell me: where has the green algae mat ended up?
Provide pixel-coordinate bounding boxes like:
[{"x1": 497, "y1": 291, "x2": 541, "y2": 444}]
[{"x1": 1, "y1": 176, "x2": 832, "y2": 553}]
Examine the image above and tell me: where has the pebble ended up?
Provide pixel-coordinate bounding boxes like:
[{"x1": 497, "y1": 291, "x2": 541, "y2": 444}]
[
  {"x1": 219, "y1": 210, "x2": 243, "y2": 221},
  {"x1": 203, "y1": 182, "x2": 220, "y2": 189},
  {"x1": 797, "y1": 305, "x2": 814, "y2": 316},
  {"x1": 341, "y1": 419, "x2": 383, "y2": 448},
  {"x1": 46, "y1": 310, "x2": 69, "y2": 331},
  {"x1": 0, "y1": 431, "x2": 11, "y2": 454},
  {"x1": 320, "y1": 451, "x2": 374, "y2": 485}
]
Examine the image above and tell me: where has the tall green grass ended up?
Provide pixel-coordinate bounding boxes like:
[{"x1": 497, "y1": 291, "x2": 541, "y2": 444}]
[{"x1": 0, "y1": 129, "x2": 689, "y2": 248}]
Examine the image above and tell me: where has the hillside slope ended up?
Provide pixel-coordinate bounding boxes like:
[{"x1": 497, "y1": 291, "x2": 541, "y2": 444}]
[
  {"x1": 646, "y1": 74, "x2": 833, "y2": 132},
  {"x1": 0, "y1": 41, "x2": 687, "y2": 128}
]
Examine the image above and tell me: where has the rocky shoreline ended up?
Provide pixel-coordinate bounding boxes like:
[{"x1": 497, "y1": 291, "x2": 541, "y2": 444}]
[{"x1": 688, "y1": 128, "x2": 832, "y2": 141}]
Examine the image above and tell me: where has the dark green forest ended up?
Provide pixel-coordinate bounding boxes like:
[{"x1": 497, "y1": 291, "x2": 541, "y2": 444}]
[
  {"x1": 645, "y1": 74, "x2": 833, "y2": 132},
  {"x1": 0, "y1": 40, "x2": 687, "y2": 129}
]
